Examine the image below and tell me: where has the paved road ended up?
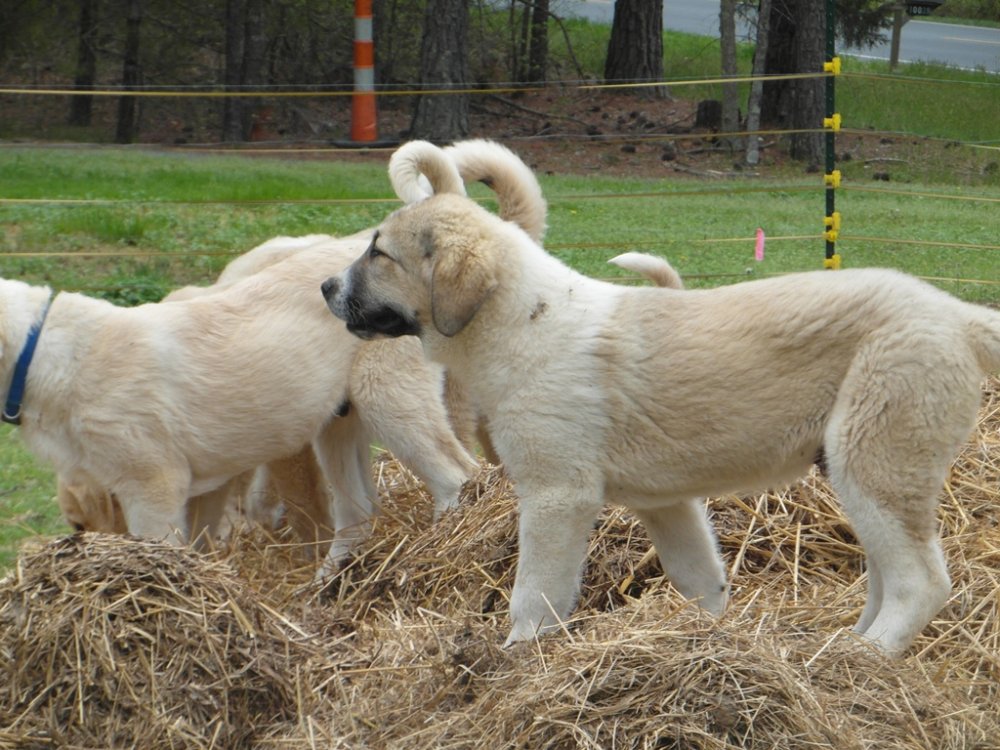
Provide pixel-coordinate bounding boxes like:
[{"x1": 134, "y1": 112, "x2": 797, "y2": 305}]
[{"x1": 563, "y1": 0, "x2": 1000, "y2": 72}]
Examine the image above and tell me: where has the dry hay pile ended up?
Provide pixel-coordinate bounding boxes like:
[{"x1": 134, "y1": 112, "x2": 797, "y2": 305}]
[
  {"x1": 2, "y1": 379, "x2": 1000, "y2": 749},
  {"x1": 0, "y1": 535, "x2": 318, "y2": 749}
]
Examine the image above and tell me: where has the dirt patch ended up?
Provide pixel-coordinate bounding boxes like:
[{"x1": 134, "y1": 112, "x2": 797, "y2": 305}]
[{"x1": 5, "y1": 83, "x2": 995, "y2": 187}]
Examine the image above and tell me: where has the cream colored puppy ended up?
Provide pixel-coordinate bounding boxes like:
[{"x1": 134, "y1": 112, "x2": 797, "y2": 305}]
[
  {"x1": 167, "y1": 235, "x2": 479, "y2": 565},
  {"x1": 2, "y1": 238, "x2": 479, "y2": 559},
  {"x1": 53, "y1": 232, "x2": 476, "y2": 570},
  {"x1": 323, "y1": 139, "x2": 1000, "y2": 656},
  {"x1": 51, "y1": 139, "x2": 551, "y2": 575}
]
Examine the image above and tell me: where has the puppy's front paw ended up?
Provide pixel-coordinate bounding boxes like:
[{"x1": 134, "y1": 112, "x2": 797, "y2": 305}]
[
  {"x1": 502, "y1": 621, "x2": 535, "y2": 648},
  {"x1": 698, "y1": 581, "x2": 729, "y2": 617},
  {"x1": 503, "y1": 607, "x2": 564, "y2": 647}
]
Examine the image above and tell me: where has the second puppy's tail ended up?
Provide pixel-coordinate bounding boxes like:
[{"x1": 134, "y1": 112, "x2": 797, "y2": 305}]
[
  {"x1": 389, "y1": 138, "x2": 547, "y2": 244},
  {"x1": 608, "y1": 252, "x2": 684, "y2": 289},
  {"x1": 445, "y1": 139, "x2": 548, "y2": 243}
]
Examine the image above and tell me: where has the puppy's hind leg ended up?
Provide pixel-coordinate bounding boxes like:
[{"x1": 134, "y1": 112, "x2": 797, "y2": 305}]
[
  {"x1": 824, "y1": 355, "x2": 982, "y2": 655},
  {"x1": 263, "y1": 445, "x2": 335, "y2": 560},
  {"x1": 630, "y1": 499, "x2": 728, "y2": 616},
  {"x1": 187, "y1": 481, "x2": 239, "y2": 550},
  {"x1": 312, "y1": 411, "x2": 378, "y2": 582},
  {"x1": 832, "y1": 471, "x2": 951, "y2": 656}
]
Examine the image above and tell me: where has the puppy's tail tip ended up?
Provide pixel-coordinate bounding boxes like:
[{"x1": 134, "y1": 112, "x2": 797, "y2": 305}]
[
  {"x1": 609, "y1": 252, "x2": 684, "y2": 290},
  {"x1": 390, "y1": 140, "x2": 467, "y2": 204}
]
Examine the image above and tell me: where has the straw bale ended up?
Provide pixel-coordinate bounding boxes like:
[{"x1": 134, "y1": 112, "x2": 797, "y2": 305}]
[
  {"x1": 260, "y1": 599, "x2": 997, "y2": 749},
  {"x1": 0, "y1": 534, "x2": 318, "y2": 749},
  {"x1": 4, "y1": 379, "x2": 1000, "y2": 749}
]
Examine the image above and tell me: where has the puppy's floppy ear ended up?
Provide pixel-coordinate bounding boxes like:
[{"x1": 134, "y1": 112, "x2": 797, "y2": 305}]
[{"x1": 430, "y1": 231, "x2": 498, "y2": 337}]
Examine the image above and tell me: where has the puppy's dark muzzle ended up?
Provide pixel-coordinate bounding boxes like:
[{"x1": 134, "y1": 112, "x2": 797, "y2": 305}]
[
  {"x1": 322, "y1": 275, "x2": 358, "y2": 330},
  {"x1": 349, "y1": 307, "x2": 420, "y2": 339},
  {"x1": 321, "y1": 276, "x2": 419, "y2": 340},
  {"x1": 321, "y1": 276, "x2": 339, "y2": 302}
]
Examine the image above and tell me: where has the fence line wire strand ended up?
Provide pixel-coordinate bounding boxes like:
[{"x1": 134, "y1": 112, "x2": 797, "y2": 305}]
[
  {"x1": 1, "y1": 69, "x2": 997, "y2": 287},
  {"x1": 0, "y1": 71, "x2": 837, "y2": 98}
]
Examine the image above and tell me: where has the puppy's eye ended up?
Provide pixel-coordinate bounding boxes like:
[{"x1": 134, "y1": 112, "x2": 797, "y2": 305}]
[{"x1": 369, "y1": 245, "x2": 386, "y2": 260}]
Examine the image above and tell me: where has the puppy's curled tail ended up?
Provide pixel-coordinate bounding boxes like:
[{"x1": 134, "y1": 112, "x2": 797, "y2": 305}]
[
  {"x1": 389, "y1": 140, "x2": 467, "y2": 204},
  {"x1": 444, "y1": 139, "x2": 548, "y2": 243},
  {"x1": 608, "y1": 252, "x2": 684, "y2": 290}
]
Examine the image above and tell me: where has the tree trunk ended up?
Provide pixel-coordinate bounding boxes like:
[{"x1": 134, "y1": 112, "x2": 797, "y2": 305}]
[
  {"x1": 507, "y1": 1, "x2": 519, "y2": 84},
  {"x1": 409, "y1": 0, "x2": 469, "y2": 142},
  {"x1": 719, "y1": 0, "x2": 740, "y2": 149},
  {"x1": 789, "y1": 0, "x2": 824, "y2": 165},
  {"x1": 761, "y1": 0, "x2": 793, "y2": 124},
  {"x1": 222, "y1": 0, "x2": 265, "y2": 142},
  {"x1": 745, "y1": 0, "x2": 772, "y2": 166},
  {"x1": 115, "y1": 0, "x2": 142, "y2": 144},
  {"x1": 526, "y1": 0, "x2": 549, "y2": 83},
  {"x1": 69, "y1": 0, "x2": 98, "y2": 127},
  {"x1": 516, "y1": 0, "x2": 530, "y2": 80},
  {"x1": 242, "y1": 0, "x2": 267, "y2": 140},
  {"x1": 604, "y1": 0, "x2": 666, "y2": 98},
  {"x1": 761, "y1": 0, "x2": 825, "y2": 166},
  {"x1": 222, "y1": 0, "x2": 246, "y2": 142}
]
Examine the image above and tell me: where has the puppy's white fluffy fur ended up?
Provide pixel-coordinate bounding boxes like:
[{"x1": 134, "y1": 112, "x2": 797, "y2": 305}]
[{"x1": 324, "y1": 139, "x2": 1000, "y2": 656}]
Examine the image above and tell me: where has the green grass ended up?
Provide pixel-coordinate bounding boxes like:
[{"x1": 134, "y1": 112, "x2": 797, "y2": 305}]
[
  {"x1": 1, "y1": 148, "x2": 399, "y2": 301},
  {"x1": 0, "y1": 426, "x2": 67, "y2": 569},
  {"x1": 534, "y1": 176, "x2": 1000, "y2": 303},
  {"x1": 840, "y1": 63, "x2": 1000, "y2": 144},
  {"x1": 554, "y1": 22, "x2": 1000, "y2": 145},
  {"x1": 4, "y1": 146, "x2": 998, "y2": 299},
  {"x1": 0, "y1": 147, "x2": 396, "y2": 202},
  {"x1": 933, "y1": 0, "x2": 1000, "y2": 27}
]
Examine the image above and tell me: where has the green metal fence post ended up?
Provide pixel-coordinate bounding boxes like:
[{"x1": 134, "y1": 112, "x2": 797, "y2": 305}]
[{"x1": 823, "y1": 0, "x2": 842, "y2": 269}]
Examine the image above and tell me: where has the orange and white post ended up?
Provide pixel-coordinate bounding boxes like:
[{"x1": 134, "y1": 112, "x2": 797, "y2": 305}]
[{"x1": 351, "y1": 0, "x2": 377, "y2": 142}]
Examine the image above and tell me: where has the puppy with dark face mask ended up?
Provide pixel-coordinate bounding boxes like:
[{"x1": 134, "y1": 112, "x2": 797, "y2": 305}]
[{"x1": 325, "y1": 139, "x2": 1000, "y2": 656}]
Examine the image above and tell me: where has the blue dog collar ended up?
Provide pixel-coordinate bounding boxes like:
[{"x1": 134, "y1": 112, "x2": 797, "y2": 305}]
[{"x1": 3, "y1": 294, "x2": 53, "y2": 426}]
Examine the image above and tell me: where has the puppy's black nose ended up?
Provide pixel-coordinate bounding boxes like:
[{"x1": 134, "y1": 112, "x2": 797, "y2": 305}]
[{"x1": 321, "y1": 277, "x2": 339, "y2": 300}]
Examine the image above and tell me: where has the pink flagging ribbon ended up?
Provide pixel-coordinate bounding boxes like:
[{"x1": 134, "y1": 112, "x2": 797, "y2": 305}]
[{"x1": 754, "y1": 227, "x2": 765, "y2": 261}]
